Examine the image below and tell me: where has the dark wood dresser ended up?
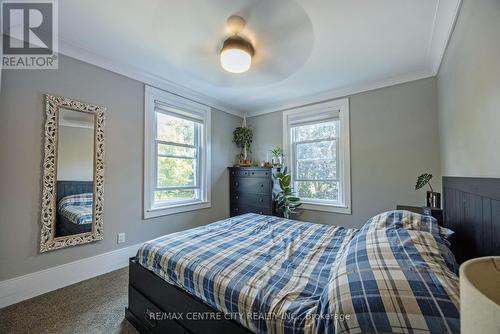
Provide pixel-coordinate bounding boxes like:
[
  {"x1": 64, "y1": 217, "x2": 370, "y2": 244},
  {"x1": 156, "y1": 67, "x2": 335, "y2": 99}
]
[
  {"x1": 228, "y1": 167, "x2": 274, "y2": 217},
  {"x1": 396, "y1": 205, "x2": 443, "y2": 226}
]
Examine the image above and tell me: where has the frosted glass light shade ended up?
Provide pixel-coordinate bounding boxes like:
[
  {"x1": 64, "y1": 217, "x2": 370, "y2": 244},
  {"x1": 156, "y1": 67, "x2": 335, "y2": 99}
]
[
  {"x1": 220, "y1": 35, "x2": 254, "y2": 74},
  {"x1": 220, "y1": 48, "x2": 252, "y2": 73}
]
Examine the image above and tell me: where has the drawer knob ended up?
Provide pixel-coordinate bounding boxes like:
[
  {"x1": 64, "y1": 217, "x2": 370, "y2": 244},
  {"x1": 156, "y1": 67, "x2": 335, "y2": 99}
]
[
  {"x1": 251, "y1": 172, "x2": 255, "y2": 175},
  {"x1": 235, "y1": 207, "x2": 239, "y2": 211},
  {"x1": 260, "y1": 184, "x2": 264, "y2": 187},
  {"x1": 235, "y1": 195, "x2": 239, "y2": 199},
  {"x1": 260, "y1": 198, "x2": 264, "y2": 202}
]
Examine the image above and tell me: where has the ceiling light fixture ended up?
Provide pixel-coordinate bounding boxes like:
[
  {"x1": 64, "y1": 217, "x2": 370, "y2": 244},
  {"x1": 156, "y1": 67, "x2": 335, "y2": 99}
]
[{"x1": 220, "y1": 15, "x2": 254, "y2": 74}]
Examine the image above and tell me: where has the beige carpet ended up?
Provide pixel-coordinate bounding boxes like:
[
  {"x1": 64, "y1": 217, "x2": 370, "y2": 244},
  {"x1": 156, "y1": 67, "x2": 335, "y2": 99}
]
[{"x1": 0, "y1": 268, "x2": 138, "y2": 334}]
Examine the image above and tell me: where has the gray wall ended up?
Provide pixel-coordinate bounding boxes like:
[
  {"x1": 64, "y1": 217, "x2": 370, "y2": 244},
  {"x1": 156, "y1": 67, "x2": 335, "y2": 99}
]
[
  {"x1": 437, "y1": 0, "x2": 500, "y2": 177},
  {"x1": 0, "y1": 55, "x2": 241, "y2": 280},
  {"x1": 248, "y1": 77, "x2": 441, "y2": 228},
  {"x1": 57, "y1": 125, "x2": 94, "y2": 181}
]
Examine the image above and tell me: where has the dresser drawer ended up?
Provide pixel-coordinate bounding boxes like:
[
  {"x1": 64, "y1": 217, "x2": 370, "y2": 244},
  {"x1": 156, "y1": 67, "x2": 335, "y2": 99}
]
[
  {"x1": 231, "y1": 204, "x2": 272, "y2": 216},
  {"x1": 231, "y1": 177, "x2": 271, "y2": 194},
  {"x1": 229, "y1": 169, "x2": 271, "y2": 178},
  {"x1": 231, "y1": 192, "x2": 272, "y2": 208},
  {"x1": 128, "y1": 286, "x2": 186, "y2": 334}
]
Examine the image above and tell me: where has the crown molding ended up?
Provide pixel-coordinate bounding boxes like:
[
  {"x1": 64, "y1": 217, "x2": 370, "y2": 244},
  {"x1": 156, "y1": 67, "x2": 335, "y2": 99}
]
[
  {"x1": 58, "y1": 39, "x2": 245, "y2": 117},
  {"x1": 426, "y1": 0, "x2": 463, "y2": 74},
  {"x1": 4, "y1": 1, "x2": 461, "y2": 119},
  {"x1": 246, "y1": 69, "x2": 435, "y2": 117}
]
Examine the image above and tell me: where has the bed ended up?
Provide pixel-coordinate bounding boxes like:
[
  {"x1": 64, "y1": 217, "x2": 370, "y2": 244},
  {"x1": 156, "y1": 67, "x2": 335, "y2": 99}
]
[
  {"x1": 55, "y1": 181, "x2": 94, "y2": 237},
  {"x1": 127, "y1": 210, "x2": 460, "y2": 333}
]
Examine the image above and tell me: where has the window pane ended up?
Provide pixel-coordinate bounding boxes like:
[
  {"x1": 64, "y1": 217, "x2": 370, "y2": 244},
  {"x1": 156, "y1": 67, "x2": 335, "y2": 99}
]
[
  {"x1": 293, "y1": 121, "x2": 337, "y2": 142},
  {"x1": 297, "y1": 140, "x2": 336, "y2": 160},
  {"x1": 157, "y1": 157, "x2": 195, "y2": 187},
  {"x1": 296, "y1": 181, "x2": 339, "y2": 201},
  {"x1": 297, "y1": 159, "x2": 336, "y2": 180},
  {"x1": 156, "y1": 112, "x2": 195, "y2": 145},
  {"x1": 158, "y1": 143, "x2": 196, "y2": 158},
  {"x1": 155, "y1": 189, "x2": 195, "y2": 202}
]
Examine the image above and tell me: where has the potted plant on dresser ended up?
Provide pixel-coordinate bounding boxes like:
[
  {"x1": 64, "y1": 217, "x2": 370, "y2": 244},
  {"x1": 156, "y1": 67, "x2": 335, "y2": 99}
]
[
  {"x1": 415, "y1": 173, "x2": 441, "y2": 208},
  {"x1": 270, "y1": 146, "x2": 284, "y2": 166},
  {"x1": 233, "y1": 115, "x2": 253, "y2": 166}
]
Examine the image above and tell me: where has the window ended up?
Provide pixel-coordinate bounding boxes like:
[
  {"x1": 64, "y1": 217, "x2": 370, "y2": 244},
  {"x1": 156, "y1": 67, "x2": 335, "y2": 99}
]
[
  {"x1": 283, "y1": 98, "x2": 351, "y2": 214},
  {"x1": 144, "y1": 86, "x2": 211, "y2": 218}
]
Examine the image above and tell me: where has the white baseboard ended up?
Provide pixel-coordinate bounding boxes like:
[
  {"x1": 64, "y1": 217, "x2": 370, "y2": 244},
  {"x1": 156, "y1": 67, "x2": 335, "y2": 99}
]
[{"x1": 0, "y1": 243, "x2": 142, "y2": 308}]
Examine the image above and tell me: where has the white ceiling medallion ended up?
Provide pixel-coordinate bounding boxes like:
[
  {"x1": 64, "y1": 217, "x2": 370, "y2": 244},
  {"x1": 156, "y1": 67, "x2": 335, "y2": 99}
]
[{"x1": 44, "y1": 0, "x2": 461, "y2": 115}]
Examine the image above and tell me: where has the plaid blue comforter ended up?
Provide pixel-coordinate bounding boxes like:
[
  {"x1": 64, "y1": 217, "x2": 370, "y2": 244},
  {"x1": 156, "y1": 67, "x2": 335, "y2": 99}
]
[
  {"x1": 318, "y1": 211, "x2": 459, "y2": 333},
  {"x1": 136, "y1": 212, "x2": 459, "y2": 333},
  {"x1": 57, "y1": 193, "x2": 93, "y2": 225}
]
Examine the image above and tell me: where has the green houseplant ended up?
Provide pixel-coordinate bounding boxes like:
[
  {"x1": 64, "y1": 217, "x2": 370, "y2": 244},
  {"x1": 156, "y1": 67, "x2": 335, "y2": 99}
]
[
  {"x1": 233, "y1": 126, "x2": 252, "y2": 159},
  {"x1": 270, "y1": 146, "x2": 284, "y2": 166},
  {"x1": 415, "y1": 173, "x2": 441, "y2": 208},
  {"x1": 275, "y1": 169, "x2": 301, "y2": 219},
  {"x1": 232, "y1": 116, "x2": 253, "y2": 165}
]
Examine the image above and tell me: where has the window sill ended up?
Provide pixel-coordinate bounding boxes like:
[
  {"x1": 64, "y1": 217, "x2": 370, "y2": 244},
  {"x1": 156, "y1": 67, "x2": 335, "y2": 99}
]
[
  {"x1": 144, "y1": 201, "x2": 211, "y2": 219},
  {"x1": 299, "y1": 202, "x2": 352, "y2": 215}
]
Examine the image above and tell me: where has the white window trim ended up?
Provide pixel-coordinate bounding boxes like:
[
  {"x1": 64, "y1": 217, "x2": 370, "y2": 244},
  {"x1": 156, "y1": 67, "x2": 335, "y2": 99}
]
[
  {"x1": 144, "y1": 85, "x2": 211, "y2": 219},
  {"x1": 283, "y1": 98, "x2": 351, "y2": 214}
]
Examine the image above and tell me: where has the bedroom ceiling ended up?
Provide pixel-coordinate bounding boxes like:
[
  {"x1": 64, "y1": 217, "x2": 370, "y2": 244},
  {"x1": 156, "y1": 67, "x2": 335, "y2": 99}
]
[{"x1": 54, "y1": 0, "x2": 461, "y2": 116}]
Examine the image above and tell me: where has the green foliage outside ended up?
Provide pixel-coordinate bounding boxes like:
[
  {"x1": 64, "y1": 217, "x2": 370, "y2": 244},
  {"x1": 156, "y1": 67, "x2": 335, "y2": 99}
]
[
  {"x1": 293, "y1": 121, "x2": 339, "y2": 201},
  {"x1": 155, "y1": 113, "x2": 198, "y2": 202},
  {"x1": 296, "y1": 181, "x2": 338, "y2": 201},
  {"x1": 295, "y1": 121, "x2": 337, "y2": 141}
]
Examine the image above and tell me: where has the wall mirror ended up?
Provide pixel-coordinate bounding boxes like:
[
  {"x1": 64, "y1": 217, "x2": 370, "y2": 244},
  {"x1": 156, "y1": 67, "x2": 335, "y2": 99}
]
[{"x1": 40, "y1": 94, "x2": 105, "y2": 252}]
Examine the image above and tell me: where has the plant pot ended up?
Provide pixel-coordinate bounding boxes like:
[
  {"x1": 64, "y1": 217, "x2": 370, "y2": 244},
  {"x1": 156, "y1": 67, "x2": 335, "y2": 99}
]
[
  {"x1": 238, "y1": 159, "x2": 253, "y2": 166},
  {"x1": 427, "y1": 191, "x2": 441, "y2": 208}
]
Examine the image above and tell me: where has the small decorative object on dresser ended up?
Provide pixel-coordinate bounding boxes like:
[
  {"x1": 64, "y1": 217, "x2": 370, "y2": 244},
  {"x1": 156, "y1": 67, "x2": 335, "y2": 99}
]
[
  {"x1": 228, "y1": 167, "x2": 273, "y2": 216},
  {"x1": 415, "y1": 173, "x2": 441, "y2": 208},
  {"x1": 396, "y1": 205, "x2": 443, "y2": 226},
  {"x1": 270, "y1": 146, "x2": 284, "y2": 166}
]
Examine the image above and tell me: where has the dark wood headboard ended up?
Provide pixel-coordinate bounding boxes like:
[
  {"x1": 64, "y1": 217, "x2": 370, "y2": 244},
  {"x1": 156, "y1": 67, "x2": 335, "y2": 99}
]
[
  {"x1": 56, "y1": 180, "x2": 93, "y2": 203},
  {"x1": 443, "y1": 177, "x2": 500, "y2": 264}
]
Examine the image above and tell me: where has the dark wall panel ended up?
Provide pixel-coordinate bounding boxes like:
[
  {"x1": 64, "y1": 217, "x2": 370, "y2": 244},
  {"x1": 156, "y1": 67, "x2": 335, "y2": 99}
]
[{"x1": 443, "y1": 177, "x2": 500, "y2": 263}]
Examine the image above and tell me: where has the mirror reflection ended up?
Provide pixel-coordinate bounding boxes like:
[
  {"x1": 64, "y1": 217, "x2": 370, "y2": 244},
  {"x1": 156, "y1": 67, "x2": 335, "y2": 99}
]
[{"x1": 55, "y1": 108, "x2": 95, "y2": 237}]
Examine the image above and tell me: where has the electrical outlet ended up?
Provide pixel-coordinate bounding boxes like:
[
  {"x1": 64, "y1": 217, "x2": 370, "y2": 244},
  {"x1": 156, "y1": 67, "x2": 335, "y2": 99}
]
[{"x1": 117, "y1": 232, "x2": 126, "y2": 244}]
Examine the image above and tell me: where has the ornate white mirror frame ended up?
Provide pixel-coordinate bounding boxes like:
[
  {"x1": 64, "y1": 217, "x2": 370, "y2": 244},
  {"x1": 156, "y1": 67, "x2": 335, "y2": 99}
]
[{"x1": 40, "y1": 94, "x2": 106, "y2": 252}]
